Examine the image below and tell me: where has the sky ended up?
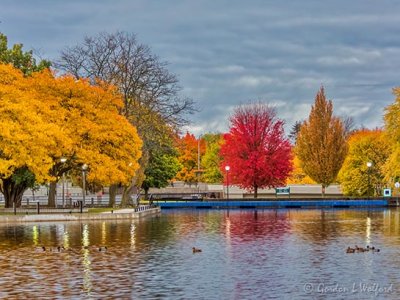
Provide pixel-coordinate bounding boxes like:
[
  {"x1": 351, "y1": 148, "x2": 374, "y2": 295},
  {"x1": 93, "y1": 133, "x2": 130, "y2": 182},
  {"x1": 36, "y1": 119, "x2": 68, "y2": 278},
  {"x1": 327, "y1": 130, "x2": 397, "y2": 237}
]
[{"x1": 1, "y1": 0, "x2": 400, "y2": 136}]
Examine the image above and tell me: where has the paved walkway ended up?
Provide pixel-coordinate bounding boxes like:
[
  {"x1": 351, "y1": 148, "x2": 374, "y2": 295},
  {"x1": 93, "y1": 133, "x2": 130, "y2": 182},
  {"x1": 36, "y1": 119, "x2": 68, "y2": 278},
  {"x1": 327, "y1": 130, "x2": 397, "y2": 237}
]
[{"x1": 101, "y1": 208, "x2": 135, "y2": 214}]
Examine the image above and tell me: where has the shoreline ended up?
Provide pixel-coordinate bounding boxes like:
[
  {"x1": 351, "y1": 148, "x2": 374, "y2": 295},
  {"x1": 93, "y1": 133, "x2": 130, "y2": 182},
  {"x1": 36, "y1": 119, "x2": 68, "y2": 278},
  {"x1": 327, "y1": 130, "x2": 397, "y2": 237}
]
[{"x1": 0, "y1": 207, "x2": 161, "y2": 223}]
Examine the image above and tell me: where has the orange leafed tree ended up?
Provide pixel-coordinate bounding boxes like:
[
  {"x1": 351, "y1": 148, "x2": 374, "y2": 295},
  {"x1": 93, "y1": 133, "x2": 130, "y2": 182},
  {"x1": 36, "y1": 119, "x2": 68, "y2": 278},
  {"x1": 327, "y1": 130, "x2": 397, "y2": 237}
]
[
  {"x1": 0, "y1": 64, "x2": 142, "y2": 207},
  {"x1": 296, "y1": 87, "x2": 348, "y2": 196},
  {"x1": 0, "y1": 64, "x2": 64, "y2": 207},
  {"x1": 174, "y1": 132, "x2": 204, "y2": 185}
]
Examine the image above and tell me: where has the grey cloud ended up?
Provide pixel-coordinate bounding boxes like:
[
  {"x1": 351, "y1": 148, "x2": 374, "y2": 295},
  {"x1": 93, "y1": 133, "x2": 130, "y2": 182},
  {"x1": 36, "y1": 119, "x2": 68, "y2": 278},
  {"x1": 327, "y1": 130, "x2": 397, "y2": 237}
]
[{"x1": 0, "y1": 0, "x2": 399, "y2": 136}]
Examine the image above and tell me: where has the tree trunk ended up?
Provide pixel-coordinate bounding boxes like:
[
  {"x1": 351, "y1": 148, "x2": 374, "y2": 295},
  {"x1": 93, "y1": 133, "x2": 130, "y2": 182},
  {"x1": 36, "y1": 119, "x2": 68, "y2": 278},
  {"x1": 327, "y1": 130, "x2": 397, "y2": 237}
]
[
  {"x1": 121, "y1": 184, "x2": 140, "y2": 207},
  {"x1": 321, "y1": 185, "x2": 326, "y2": 198},
  {"x1": 2, "y1": 177, "x2": 28, "y2": 208},
  {"x1": 109, "y1": 184, "x2": 118, "y2": 207},
  {"x1": 144, "y1": 188, "x2": 149, "y2": 200},
  {"x1": 48, "y1": 181, "x2": 57, "y2": 207},
  {"x1": 254, "y1": 186, "x2": 258, "y2": 199}
]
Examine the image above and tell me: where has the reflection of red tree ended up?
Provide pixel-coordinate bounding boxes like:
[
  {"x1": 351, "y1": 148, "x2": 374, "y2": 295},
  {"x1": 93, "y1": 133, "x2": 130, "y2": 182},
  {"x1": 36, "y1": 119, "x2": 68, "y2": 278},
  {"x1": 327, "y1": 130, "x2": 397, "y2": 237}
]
[{"x1": 225, "y1": 210, "x2": 290, "y2": 240}]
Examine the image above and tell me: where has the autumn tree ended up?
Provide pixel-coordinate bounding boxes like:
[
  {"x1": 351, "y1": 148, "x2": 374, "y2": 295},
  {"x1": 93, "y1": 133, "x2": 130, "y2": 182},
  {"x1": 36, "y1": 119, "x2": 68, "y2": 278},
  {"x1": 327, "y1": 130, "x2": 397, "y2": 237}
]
[
  {"x1": 286, "y1": 153, "x2": 316, "y2": 184},
  {"x1": 0, "y1": 64, "x2": 142, "y2": 207},
  {"x1": 0, "y1": 33, "x2": 53, "y2": 206},
  {"x1": 56, "y1": 31, "x2": 195, "y2": 205},
  {"x1": 0, "y1": 65, "x2": 63, "y2": 207},
  {"x1": 296, "y1": 87, "x2": 348, "y2": 196},
  {"x1": 338, "y1": 129, "x2": 390, "y2": 197},
  {"x1": 383, "y1": 87, "x2": 400, "y2": 184},
  {"x1": 220, "y1": 103, "x2": 293, "y2": 198},
  {"x1": 201, "y1": 133, "x2": 223, "y2": 183},
  {"x1": 174, "y1": 132, "x2": 203, "y2": 185}
]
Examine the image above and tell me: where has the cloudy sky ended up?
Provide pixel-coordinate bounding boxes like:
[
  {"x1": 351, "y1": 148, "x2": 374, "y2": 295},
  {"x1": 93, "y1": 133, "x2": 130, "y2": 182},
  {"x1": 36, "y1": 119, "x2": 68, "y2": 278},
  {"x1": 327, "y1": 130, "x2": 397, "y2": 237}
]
[{"x1": 1, "y1": 0, "x2": 399, "y2": 135}]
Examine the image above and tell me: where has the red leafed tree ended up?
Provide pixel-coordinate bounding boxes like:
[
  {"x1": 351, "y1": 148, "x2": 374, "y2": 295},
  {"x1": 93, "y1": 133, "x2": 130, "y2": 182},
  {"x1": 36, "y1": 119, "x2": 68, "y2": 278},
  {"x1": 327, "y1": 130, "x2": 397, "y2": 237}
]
[{"x1": 220, "y1": 103, "x2": 293, "y2": 198}]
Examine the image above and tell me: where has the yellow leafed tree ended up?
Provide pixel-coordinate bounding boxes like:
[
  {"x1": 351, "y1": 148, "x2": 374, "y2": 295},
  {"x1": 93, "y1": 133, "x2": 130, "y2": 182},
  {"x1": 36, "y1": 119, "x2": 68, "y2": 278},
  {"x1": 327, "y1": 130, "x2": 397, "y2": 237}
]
[
  {"x1": 286, "y1": 154, "x2": 316, "y2": 185},
  {"x1": 383, "y1": 87, "x2": 400, "y2": 186},
  {"x1": 296, "y1": 87, "x2": 348, "y2": 196},
  {"x1": 0, "y1": 64, "x2": 142, "y2": 207},
  {"x1": 338, "y1": 129, "x2": 390, "y2": 197}
]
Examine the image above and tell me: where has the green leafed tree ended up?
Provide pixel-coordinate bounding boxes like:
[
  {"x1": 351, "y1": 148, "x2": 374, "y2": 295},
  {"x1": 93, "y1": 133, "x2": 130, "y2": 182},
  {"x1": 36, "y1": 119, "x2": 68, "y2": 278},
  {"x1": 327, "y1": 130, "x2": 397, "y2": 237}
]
[
  {"x1": 0, "y1": 32, "x2": 50, "y2": 75},
  {"x1": 296, "y1": 87, "x2": 348, "y2": 196},
  {"x1": 141, "y1": 151, "x2": 181, "y2": 200},
  {"x1": 338, "y1": 129, "x2": 390, "y2": 197}
]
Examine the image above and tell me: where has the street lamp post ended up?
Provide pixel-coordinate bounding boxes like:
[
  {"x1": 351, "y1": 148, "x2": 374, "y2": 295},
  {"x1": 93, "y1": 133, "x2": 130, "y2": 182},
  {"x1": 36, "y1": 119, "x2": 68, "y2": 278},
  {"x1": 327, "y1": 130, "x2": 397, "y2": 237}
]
[
  {"x1": 82, "y1": 164, "x2": 88, "y2": 206},
  {"x1": 60, "y1": 157, "x2": 67, "y2": 208},
  {"x1": 367, "y1": 162, "x2": 372, "y2": 199},
  {"x1": 197, "y1": 134, "x2": 203, "y2": 195},
  {"x1": 225, "y1": 165, "x2": 230, "y2": 199},
  {"x1": 197, "y1": 135, "x2": 202, "y2": 173}
]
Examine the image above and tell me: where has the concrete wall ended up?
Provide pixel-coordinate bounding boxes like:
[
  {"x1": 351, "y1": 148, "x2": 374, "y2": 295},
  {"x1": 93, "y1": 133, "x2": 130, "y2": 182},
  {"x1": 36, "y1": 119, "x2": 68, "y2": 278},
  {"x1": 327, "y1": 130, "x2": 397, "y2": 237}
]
[{"x1": 0, "y1": 207, "x2": 161, "y2": 224}]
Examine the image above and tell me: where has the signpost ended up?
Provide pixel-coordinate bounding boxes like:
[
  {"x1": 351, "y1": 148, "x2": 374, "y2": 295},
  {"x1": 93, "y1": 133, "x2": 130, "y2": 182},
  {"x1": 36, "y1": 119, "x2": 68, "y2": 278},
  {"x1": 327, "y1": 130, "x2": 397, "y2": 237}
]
[{"x1": 275, "y1": 187, "x2": 290, "y2": 199}]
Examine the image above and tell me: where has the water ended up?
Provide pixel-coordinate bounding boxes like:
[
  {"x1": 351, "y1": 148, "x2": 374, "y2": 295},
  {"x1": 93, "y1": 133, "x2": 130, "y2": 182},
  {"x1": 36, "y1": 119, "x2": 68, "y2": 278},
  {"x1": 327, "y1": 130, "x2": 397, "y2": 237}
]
[{"x1": 0, "y1": 208, "x2": 399, "y2": 299}]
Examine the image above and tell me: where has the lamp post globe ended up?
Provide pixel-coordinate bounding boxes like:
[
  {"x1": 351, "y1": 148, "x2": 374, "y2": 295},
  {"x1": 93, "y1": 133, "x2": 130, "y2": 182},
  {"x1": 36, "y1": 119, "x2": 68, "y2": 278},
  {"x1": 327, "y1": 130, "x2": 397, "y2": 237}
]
[{"x1": 225, "y1": 166, "x2": 230, "y2": 199}]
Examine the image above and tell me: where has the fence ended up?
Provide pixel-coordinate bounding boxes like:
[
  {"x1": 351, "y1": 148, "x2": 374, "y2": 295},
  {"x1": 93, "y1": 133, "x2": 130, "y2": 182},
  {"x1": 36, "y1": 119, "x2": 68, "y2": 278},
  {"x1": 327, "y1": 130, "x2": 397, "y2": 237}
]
[{"x1": 0, "y1": 195, "x2": 125, "y2": 208}]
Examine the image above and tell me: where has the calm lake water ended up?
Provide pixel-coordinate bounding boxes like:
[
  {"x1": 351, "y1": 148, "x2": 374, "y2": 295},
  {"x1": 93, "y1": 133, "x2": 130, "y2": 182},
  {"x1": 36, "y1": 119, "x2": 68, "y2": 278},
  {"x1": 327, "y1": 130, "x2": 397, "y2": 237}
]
[{"x1": 0, "y1": 208, "x2": 399, "y2": 299}]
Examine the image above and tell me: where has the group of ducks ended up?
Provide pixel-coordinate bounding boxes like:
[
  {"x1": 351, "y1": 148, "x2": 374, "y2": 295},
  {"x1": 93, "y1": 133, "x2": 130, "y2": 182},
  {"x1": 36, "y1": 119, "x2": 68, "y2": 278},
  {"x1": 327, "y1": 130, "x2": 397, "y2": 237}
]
[
  {"x1": 346, "y1": 245, "x2": 380, "y2": 253},
  {"x1": 37, "y1": 246, "x2": 108, "y2": 253}
]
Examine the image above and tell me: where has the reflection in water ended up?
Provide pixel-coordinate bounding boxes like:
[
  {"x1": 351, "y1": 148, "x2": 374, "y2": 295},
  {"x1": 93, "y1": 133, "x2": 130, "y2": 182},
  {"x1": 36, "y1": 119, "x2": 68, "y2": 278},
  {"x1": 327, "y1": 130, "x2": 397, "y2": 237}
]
[
  {"x1": 101, "y1": 222, "x2": 106, "y2": 245},
  {"x1": 130, "y1": 223, "x2": 136, "y2": 250},
  {"x1": 82, "y1": 224, "x2": 92, "y2": 296},
  {"x1": 63, "y1": 226, "x2": 70, "y2": 249},
  {"x1": 0, "y1": 209, "x2": 400, "y2": 299},
  {"x1": 366, "y1": 216, "x2": 371, "y2": 245},
  {"x1": 32, "y1": 225, "x2": 38, "y2": 246}
]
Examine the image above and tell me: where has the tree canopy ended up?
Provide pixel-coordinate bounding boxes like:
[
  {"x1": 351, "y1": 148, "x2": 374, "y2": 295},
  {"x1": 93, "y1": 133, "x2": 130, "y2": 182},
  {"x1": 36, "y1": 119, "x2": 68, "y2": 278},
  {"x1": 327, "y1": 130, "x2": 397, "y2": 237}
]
[
  {"x1": 220, "y1": 103, "x2": 293, "y2": 198},
  {"x1": 56, "y1": 31, "x2": 195, "y2": 203},
  {"x1": 174, "y1": 132, "x2": 202, "y2": 185},
  {"x1": 201, "y1": 133, "x2": 223, "y2": 183},
  {"x1": 338, "y1": 129, "x2": 390, "y2": 197},
  {"x1": 296, "y1": 87, "x2": 348, "y2": 195},
  {"x1": 0, "y1": 32, "x2": 50, "y2": 75},
  {"x1": 0, "y1": 64, "x2": 142, "y2": 207}
]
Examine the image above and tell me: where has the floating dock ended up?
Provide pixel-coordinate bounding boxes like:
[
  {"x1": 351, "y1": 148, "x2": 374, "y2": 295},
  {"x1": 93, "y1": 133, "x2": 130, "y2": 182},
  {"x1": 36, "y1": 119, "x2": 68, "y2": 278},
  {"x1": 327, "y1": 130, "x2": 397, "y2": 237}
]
[{"x1": 155, "y1": 199, "x2": 388, "y2": 209}]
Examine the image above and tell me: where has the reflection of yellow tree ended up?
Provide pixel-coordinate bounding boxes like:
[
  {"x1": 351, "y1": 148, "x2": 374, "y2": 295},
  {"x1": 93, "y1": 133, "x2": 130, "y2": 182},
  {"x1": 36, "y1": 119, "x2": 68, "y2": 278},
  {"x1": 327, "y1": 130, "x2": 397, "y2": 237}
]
[
  {"x1": 382, "y1": 210, "x2": 400, "y2": 237},
  {"x1": 288, "y1": 210, "x2": 352, "y2": 243}
]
